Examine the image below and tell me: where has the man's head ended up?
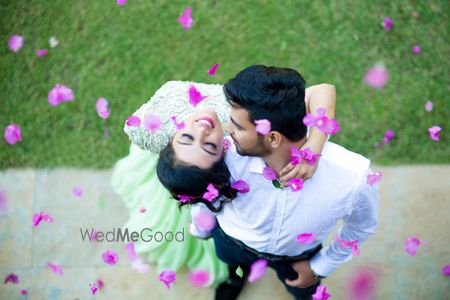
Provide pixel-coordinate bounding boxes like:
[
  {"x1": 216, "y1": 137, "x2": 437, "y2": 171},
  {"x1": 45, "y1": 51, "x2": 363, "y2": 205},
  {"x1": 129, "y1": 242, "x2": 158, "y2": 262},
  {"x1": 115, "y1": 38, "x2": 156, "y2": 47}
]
[{"x1": 223, "y1": 65, "x2": 308, "y2": 157}]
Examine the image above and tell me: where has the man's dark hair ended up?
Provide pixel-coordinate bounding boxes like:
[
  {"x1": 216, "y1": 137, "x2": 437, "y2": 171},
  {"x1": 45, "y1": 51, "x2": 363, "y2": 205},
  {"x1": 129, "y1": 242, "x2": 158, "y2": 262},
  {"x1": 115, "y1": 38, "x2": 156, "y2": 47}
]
[{"x1": 223, "y1": 65, "x2": 307, "y2": 141}]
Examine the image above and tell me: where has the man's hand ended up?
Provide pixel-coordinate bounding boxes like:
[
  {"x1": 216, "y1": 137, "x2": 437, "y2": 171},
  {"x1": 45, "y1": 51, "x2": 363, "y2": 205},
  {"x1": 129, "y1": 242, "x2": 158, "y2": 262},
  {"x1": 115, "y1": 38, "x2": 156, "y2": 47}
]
[{"x1": 285, "y1": 260, "x2": 318, "y2": 288}]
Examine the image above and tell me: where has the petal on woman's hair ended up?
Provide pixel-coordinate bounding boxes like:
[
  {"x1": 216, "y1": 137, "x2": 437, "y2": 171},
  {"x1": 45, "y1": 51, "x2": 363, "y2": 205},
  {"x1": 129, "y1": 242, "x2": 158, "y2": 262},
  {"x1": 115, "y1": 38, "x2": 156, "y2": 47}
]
[
  {"x1": 178, "y1": 195, "x2": 194, "y2": 203},
  {"x1": 144, "y1": 114, "x2": 162, "y2": 133},
  {"x1": 170, "y1": 115, "x2": 186, "y2": 130},
  {"x1": 8, "y1": 35, "x2": 24, "y2": 52},
  {"x1": 96, "y1": 97, "x2": 110, "y2": 119},
  {"x1": 404, "y1": 236, "x2": 425, "y2": 256},
  {"x1": 47, "y1": 262, "x2": 64, "y2": 275},
  {"x1": 126, "y1": 116, "x2": 141, "y2": 127},
  {"x1": 255, "y1": 119, "x2": 271, "y2": 135},
  {"x1": 3, "y1": 273, "x2": 19, "y2": 284},
  {"x1": 159, "y1": 270, "x2": 176, "y2": 289},
  {"x1": 4, "y1": 124, "x2": 22, "y2": 145},
  {"x1": 208, "y1": 63, "x2": 220, "y2": 76},
  {"x1": 202, "y1": 183, "x2": 219, "y2": 202},
  {"x1": 248, "y1": 259, "x2": 268, "y2": 283},
  {"x1": 231, "y1": 180, "x2": 250, "y2": 193},
  {"x1": 178, "y1": 7, "x2": 193, "y2": 30},
  {"x1": 296, "y1": 232, "x2": 316, "y2": 245},
  {"x1": 188, "y1": 85, "x2": 207, "y2": 107},
  {"x1": 364, "y1": 63, "x2": 388, "y2": 89},
  {"x1": 188, "y1": 270, "x2": 210, "y2": 287},
  {"x1": 428, "y1": 126, "x2": 441, "y2": 141}
]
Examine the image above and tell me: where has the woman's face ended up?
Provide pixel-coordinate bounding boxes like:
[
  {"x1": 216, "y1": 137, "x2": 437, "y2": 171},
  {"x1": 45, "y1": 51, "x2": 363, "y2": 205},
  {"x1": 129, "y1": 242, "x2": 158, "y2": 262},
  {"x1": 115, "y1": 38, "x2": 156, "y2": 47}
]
[{"x1": 172, "y1": 108, "x2": 224, "y2": 169}]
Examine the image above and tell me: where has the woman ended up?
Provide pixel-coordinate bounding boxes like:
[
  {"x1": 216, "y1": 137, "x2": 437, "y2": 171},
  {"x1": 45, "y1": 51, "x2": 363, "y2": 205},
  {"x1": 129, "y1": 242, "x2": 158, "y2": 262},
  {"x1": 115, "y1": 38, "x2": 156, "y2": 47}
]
[{"x1": 111, "y1": 73, "x2": 336, "y2": 287}]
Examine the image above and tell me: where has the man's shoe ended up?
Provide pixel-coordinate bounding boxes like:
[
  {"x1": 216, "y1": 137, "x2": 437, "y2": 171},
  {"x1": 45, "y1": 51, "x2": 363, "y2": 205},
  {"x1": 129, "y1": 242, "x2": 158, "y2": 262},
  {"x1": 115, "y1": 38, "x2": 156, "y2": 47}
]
[{"x1": 214, "y1": 265, "x2": 249, "y2": 300}]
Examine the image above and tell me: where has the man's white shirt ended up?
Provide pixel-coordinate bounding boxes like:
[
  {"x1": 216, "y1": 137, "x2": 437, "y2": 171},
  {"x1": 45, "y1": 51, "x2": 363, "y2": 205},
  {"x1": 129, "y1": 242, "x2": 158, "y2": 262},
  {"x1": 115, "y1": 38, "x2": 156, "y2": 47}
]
[{"x1": 191, "y1": 136, "x2": 379, "y2": 277}]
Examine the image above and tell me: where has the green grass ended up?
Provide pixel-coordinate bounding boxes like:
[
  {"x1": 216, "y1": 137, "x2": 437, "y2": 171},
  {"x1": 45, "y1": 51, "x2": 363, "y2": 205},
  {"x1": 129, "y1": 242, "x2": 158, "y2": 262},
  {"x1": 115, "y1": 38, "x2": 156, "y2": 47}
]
[{"x1": 0, "y1": 0, "x2": 448, "y2": 168}]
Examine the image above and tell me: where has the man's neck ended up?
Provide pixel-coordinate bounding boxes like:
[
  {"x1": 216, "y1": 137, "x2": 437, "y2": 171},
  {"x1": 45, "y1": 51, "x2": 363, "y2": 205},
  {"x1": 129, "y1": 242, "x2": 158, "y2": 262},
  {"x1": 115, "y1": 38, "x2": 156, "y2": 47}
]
[{"x1": 263, "y1": 136, "x2": 307, "y2": 175}]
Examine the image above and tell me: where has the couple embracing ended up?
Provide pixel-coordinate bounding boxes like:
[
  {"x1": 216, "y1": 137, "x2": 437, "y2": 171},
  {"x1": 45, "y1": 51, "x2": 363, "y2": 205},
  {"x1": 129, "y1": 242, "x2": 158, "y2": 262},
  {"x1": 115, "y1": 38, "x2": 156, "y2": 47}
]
[{"x1": 111, "y1": 65, "x2": 379, "y2": 300}]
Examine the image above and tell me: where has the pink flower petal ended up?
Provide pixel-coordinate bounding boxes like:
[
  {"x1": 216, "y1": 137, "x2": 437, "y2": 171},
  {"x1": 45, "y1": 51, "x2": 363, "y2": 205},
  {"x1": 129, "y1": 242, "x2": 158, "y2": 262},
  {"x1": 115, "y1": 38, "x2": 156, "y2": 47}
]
[
  {"x1": 89, "y1": 283, "x2": 98, "y2": 295},
  {"x1": 104, "y1": 130, "x2": 110, "y2": 138},
  {"x1": 296, "y1": 232, "x2": 316, "y2": 245},
  {"x1": 32, "y1": 211, "x2": 54, "y2": 227},
  {"x1": 255, "y1": 119, "x2": 271, "y2": 135},
  {"x1": 428, "y1": 126, "x2": 441, "y2": 141},
  {"x1": 48, "y1": 84, "x2": 74, "y2": 106},
  {"x1": 117, "y1": 0, "x2": 127, "y2": 5},
  {"x1": 404, "y1": 236, "x2": 425, "y2": 256},
  {"x1": 47, "y1": 262, "x2": 64, "y2": 275},
  {"x1": 188, "y1": 85, "x2": 207, "y2": 107},
  {"x1": 442, "y1": 264, "x2": 450, "y2": 276},
  {"x1": 223, "y1": 138, "x2": 231, "y2": 151},
  {"x1": 424, "y1": 101, "x2": 433, "y2": 112},
  {"x1": 313, "y1": 284, "x2": 331, "y2": 300},
  {"x1": 96, "y1": 279, "x2": 104, "y2": 289},
  {"x1": 4, "y1": 273, "x2": 19, "y2": 284},
  {"x1": 8, "y1": 35, "x2": 24, "y2": 52},
  {"x1": 96, "y1": 97, "x2": 110, "y2": 119},
  {"x1": 188, "y1": 270, "x2": 210, "y2": 287},
  {"x1": 0, "y1": 190, "x2": 7, "y2": 215},
  {"x1": 159, "y1": 270, "x2": 176, "y2": 289},
  {"x1": 21, "y1": 289, "x2": 28, "y2": 295},
  {"x1": 72, "y1": 186, "x2": 83, "y2": 197},
  {"x1": 125, "y1": 242, "x2": 150, "y2": 273},
  {"x1": 336, "y1": 237, "x2": 360, "y2": 256},
  {"x1": 364, "y1": 63, "x2": 389, "y2": 89},
  {"x1": 178, "y1": 195, "x2": 194, "y2": 203},
  {"x1": 102, "y1": 250, "x2": 119, "y2": 265},
  {"x1": 231, "y1": 180, "x2": 250, "y2": 193},
  {"x1": 366, "y1": 172, "x2": 382, "y2": 186},
  {"x1": 126, "y1": 116, "x2": 141, "y2": 127},
  {"x1": 4, "y1": 124, "x2": 22, "y2": 145},
  {"x1": 36, "y1": 49, "x2": 48, "y2": 57},
  {"x1": 288, "y1": 178, "x2": 303, "y2": 192},
  {"x1": 248, "y1": 259, "x2": 268, "y2": 283},
  {"x1": 202, "y1": 183, "x2": 219, "y2": 202},
  {"x1": 178, "y1": 7, "x2": 193, "y2": 30},
  {"x1": 412, "y1": 45, "x2": 421, "y2": 55},
  {"x1": 346, "y1": 266, "x2": 379, "y2": 300},
  {"x1": 170, "y1": 115, "x2": 186, "y2": 130},
  {"x1": 124, "y1": 242, "x2": 139, "y2": 261},
  {"x1": 194, "y1": 211, "x2": 217, "y2": 232},
  {"x1": 139, "y1": 207, "x2": 146, "y2": 213},
  {"x1": 262, "y1": 166, "x2": 277, "y2": 181},
  {"x1": 144, "y1": 114, "x2": 162, "y2": 133},
  {"x1": 208, "y1": 63, "x2": 220, "y2": 76},
  {"x1": 383, "y1": 17, "x2": 392, "y2": 30}
]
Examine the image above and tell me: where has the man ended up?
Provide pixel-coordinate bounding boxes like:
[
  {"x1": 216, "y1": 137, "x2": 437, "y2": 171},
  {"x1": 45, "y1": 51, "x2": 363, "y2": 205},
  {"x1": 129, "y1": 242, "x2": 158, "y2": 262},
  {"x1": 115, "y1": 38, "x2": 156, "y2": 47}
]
[{"x1": 212, "y1": 65, "x2": 379, "y2": 300}]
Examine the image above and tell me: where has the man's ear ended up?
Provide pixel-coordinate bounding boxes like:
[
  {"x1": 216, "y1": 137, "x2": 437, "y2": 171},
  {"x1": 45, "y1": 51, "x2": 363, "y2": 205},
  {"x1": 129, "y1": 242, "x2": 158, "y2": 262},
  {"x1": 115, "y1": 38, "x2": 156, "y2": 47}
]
[{"x1": 267, "y1": 131, "x2": 283, "y2": 149}]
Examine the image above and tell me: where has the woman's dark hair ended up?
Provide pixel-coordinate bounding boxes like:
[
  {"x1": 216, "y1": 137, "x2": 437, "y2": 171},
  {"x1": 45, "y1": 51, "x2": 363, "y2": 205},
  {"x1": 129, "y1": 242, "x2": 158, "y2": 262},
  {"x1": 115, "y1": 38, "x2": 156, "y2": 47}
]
[
  {"x1": 157, "y1": 143, "x2": 237, "y2": 213},
  {"x1": 224, "y1": 64, "x2": 307, "y2": 142}
]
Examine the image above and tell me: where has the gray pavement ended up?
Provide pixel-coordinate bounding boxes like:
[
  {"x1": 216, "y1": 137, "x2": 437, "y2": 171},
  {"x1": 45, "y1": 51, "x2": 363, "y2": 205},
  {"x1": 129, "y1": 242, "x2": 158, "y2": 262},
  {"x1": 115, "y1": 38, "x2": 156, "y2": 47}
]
[{"x1": 0, "y1": 166, "x2": 449, "y2": 300}]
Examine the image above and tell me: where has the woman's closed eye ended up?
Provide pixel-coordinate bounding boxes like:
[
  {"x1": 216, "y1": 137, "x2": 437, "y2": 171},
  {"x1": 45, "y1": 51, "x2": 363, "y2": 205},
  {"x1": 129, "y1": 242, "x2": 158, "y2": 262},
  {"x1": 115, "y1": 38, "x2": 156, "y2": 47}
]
[{"x1": 178, "y1": 134, "x2": 218, "y2": 156}]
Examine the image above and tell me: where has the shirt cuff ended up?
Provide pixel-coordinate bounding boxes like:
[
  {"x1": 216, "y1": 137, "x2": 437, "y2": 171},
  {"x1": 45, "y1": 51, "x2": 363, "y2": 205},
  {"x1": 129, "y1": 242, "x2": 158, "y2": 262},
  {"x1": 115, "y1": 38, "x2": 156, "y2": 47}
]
[{"x1": 309, "y1": 250, "x2": 338, "y2": 277}]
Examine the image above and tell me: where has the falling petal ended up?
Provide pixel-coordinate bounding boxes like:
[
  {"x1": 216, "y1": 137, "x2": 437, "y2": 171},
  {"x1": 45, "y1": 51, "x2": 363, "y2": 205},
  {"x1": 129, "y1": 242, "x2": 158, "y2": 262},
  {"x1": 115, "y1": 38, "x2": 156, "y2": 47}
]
[
  {"x1": 442, "y1": 264, "x2": 450, "y2": 276},
  {"x1": 254, "y1": 119, "x2": 271, "y2": 135},
  {"x1": 0, "y1": 190, "x2": 7, "y2": 215},
  {"x1": 366, "y1": 172, "x2": 382, "y2": 185},
  {"x1": 96, "y1": 97, "x2": 110, "y2": 119},
  {"x1": 104, "y1": 130, "x2": 110, "y2": 138},
  {"x1": 412, "y1": 45, "x2": 421, "y2": 55},
  {"x1": 194, "y1": 211, "x2": 217, "y2": 232},
  {"x1": 125, "y1": 242, "x2": 150, "y2": 273},
  {"x1": 428, "y1": 126, "x2": 441, "y2": 141},
  {"x1": 178, "y1": 7, "x2": 193, "y2": 30},
  {"x1": 383, "y1": 17, "x2": 392, "y2": 30},
  {"x1": 96, "y1": 279, "x2": 104, "y2": 289},
  {"x1": 8, "y1": 35, "x2": 24, "y2": 52},
  {"x1": 144, "y1": 114, "x2": 162, "y2": 133},
  {"x1": 47, "y1": 262, "x2": 64, "y2": 275},
  {"x1": 404, "y1": 236, "x2": 425, "y2": 256},
  {"x1": 159, "y1": 270, "x2": 176, "y2": 289},
  {"x1": 202, "y1": 183, "x2": 219, "y2": 202},
  {"x1": 188, "y1": 270, "x2": 210, "y2": 287},
  {"x1": 223, "y1": 138, "x2": 231, "y2": 151},
  {"x1": 347, "y1": 266, "x2": 379, "y2": 300},
  {"x1": 336, "y1": 237, "x2": 360, "y2": 256},
  {"x1": 248, "y1": 259, "x2": 268, "y2": 283},
  {"x1": 170, "y1": 115, "x2": 186, "y2": 130},
  {"x1": 364, "y1": 63, "x2": 388, "y2": 89},
  {"x1": 4, "y1": 124, "x2": 22, "y2": 145},
  {"x1": 262, "y1": 166, "x2": 277, "y2": 181},
  {"x1": 32, "y1": 211, "x2": 54, "y2": 227},
  {"x1": 49, "y1": 37, "x2": 59, "y2": 48},
  {"x1": 89, "y1": 283, "x2": 98, "y2": 295},
  {"x1": 296, "y1": 232, "x2": 316, "y2": 245},
  {"x1": 313, "y1": 284, "x2": 331, "y2": 300},
  {"x1": 72, "y1": 187, "x2": 83, "y2": 197},
  {"x1": 188, "y1": 85, "x2": 207, "y2": 107},
  {"x1": 36, "y1": 49, "x2": 48, "y2": 57},
  {"x1": 382, "y1": 129, "x2": 395, "y2": 144},
  {"x1": 208, "y1": 63, "x2": 220, "y2": 76},
  {"x1": 288, "y1": 178, "x2": 303, "y2": 192},
  {"x1": 126, "y1": 116, "x2": 141, "y2": 127},
  {"x1": 48, "y1": 84, "x2": 74, "y2": 106},
  {"x1": 102, "y1": 250, "x2": 119, "y2": 265},
  {"x1": 424, "y1": 101, "x2": 433, "y2": 112},
  {"x1": 117, "y1": 0, "x2": 127, "y2": 5},
  {"x1": 3, "y1": 273, "x2": 19, "y2": 284},
  {"x1": 231, "y1": 180, "x2": 250, "y2": 193},
  {"x1": 21, "y1": 289, "x2": 28, "y2": 295},
  {"x1": 139, "y1": 207, "x2": 146, "y2": 213}
]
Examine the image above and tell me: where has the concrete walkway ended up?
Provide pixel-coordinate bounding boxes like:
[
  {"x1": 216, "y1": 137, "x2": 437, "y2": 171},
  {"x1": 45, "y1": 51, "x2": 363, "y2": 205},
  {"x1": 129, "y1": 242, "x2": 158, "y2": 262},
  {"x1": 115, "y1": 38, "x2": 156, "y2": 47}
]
[{"x1": 0, "y1": 166, "x2": 449, "y2": 300}]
